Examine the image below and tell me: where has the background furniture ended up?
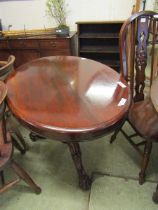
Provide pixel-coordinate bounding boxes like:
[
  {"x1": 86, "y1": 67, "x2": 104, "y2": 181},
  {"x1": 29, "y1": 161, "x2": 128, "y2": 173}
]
[
  {"x1": 0, "y1": 55, "x2": 27, "y2": 154},
  {"x1": 151, "y1": 77, "x2": 158, "y2": 204},
  {"x1": 0, "y1": 32, "x2": 76, "y2": 68},
  {"x1": 151, "y1": 77, "x2": 158, "y2": 112},
  {"x1": 0, "y1": 81, "x2": 41, "y2": 194},
  {"x1": 110, "y1": 11, "x2": 158, "y2": 184},
  {"x1": 153, "y1": 184, "x2": 158, "y2": 203},
  {"x1": 76, "y1": 21, "x2": 123, "y2": 72},
  {"x1": 6, "y1": 56, "x2": 130, "y2": 190}
]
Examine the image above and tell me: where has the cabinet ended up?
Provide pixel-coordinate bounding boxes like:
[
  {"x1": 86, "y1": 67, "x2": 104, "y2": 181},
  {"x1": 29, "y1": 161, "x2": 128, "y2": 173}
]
[
  {"x1": 76, "y1": 21, "x2": 123, "y2": 72},
  {"x1": 0, "y1": 32, "x2": 76, "y2": 67}
]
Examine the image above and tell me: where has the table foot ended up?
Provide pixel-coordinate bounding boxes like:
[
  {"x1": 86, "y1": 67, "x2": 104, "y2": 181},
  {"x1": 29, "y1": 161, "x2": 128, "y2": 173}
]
[
  {"x1": 67, "y1": 142, "x2": 92, "y2": 190},
  {"x1": 29, "y1": 132, "x2": 45, "y2": 142}
]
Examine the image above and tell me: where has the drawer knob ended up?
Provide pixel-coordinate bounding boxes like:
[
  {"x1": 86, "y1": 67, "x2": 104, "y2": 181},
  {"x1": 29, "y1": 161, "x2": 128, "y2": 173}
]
[{"x1": 50, "y1": 42, "x2": 56, "y2": 47}]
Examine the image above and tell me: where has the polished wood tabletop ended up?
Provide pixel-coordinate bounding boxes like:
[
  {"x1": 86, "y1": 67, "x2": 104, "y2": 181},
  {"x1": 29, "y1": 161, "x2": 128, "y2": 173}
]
[
  {"x1": 151, "y1": 77, "x2": 158, "y2": 112},
  {"x1": 6, "y1": 56, "x2": 130, "y2": 141},
  {"x1": 6, "y1": 56, "x2": 130, "y2": 190}
]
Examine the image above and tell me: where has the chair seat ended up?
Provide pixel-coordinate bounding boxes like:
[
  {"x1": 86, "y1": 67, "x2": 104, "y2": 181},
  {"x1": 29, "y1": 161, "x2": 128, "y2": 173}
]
[{"x1": 128, "y1": 98, "x2": 158, "y2": 139}]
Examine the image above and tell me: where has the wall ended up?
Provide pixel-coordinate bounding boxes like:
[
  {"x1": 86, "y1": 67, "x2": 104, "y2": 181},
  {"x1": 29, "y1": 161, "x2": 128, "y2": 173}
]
[{"x1": 0, "y1": 0, "x2": 155, "y2": 31}]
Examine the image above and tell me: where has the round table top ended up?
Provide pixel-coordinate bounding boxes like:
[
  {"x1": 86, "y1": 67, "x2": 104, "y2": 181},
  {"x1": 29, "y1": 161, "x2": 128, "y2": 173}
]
[
  {"x1": 151, "y1": 77, "x2": 158, "y2": 112},
  {"x1": 6, "y1": 56, "x2": 130, "y2": 142}
]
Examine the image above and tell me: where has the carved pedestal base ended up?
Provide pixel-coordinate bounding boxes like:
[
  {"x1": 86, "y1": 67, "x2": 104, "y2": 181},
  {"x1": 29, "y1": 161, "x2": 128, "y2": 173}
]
[{"x1": 67, "y1": 142, "x2": 92, "y2": 190}]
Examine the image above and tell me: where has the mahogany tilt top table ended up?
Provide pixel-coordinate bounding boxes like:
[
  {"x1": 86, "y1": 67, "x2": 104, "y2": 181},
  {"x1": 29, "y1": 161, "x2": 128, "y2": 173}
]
[{"x1": 6, "y1": 56, "x2": 130, "y2": 190}]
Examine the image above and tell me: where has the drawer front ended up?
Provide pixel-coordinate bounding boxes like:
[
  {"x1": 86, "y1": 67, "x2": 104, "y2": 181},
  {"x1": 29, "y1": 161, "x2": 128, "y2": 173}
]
[
  {"x1": 0, "y1": 51, "x2": 10, "y2": 60},
  {"x1": 39, "y1": 39, "x2": 70, "y2": 50},
  {"x1": 9, "y1": 40, "x2": 25, "y2": 49},
  {"x1": 11, "y1": 50, "x2": 40, "y2": 67},
  {"x1": 0, "y1": 40, "x2": 9, "y2": 49},
  {"x1": 40, "y1": 49, "x2": 71, "y2": 57},
  {"x1": 23, "y1": 40, "x2": 39, "y2": 49},
  {"x1": 9, "y1": 39, "x2": 39, "y2": 49}
]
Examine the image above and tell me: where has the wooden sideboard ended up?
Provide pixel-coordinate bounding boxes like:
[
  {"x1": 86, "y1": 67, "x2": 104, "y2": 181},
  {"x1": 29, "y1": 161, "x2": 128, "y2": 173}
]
[{"x1": 0, "y1": 32, "x2": 76, "y2": 67}]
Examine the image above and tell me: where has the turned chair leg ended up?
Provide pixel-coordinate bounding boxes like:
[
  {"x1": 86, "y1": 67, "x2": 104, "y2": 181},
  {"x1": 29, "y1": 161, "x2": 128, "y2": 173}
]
[
  {"x1": 110, "y1": 121, "x2": 125, "y2": 144},
  {"x1": 11, "y1": 136, "x2": 27, "y2": 155},
  {"x1": 139, "y1": 140, "x2": 152, "y2": 185},
  {"x1": 13, "y1": 127, "x2": 29, "y2": 151},
  {"x1": 6, "y1": 111, "x2": 28, "y2": 154},
  {"x1": 153, "y1": 184, "x2": 158, "y2": 203},
  {"x1": 0, "y1": 171, "x2": 5, "y2": 185},
  {"x1": 110, "y1": 128, "x2": 120, "y2": 144},
  {"x1": 11, "y1": 126, "x2": 29, "y2": 154},
  {"x1": 11, "y1": 160, "x2": 41, "y2": 194}
]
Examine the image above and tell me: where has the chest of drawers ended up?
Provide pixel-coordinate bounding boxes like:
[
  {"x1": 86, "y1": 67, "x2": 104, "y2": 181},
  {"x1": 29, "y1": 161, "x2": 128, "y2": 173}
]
[{"x1": 0, "y1": 32, "x2": 76, "y2": 67}]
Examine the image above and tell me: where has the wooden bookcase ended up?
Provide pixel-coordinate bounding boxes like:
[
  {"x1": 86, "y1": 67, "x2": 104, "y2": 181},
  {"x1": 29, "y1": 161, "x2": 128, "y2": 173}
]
[{"x1": 76, "y1": 21, "x2": 123, "y2": 72}]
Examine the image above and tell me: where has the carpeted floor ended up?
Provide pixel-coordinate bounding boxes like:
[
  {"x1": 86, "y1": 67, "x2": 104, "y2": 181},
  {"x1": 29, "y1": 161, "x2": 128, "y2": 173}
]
[{"x1": 0, "y1": 122, "x2": 158, "y2": 210}]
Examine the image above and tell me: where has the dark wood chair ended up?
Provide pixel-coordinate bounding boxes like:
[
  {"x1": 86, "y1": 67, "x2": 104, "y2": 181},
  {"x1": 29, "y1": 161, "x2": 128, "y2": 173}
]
[
  {"x1": 0, "y1": 55, "x2": 28, "y2": 154},
  {"x1": 0, "y1": 81, "x2": 41, "y2": 194},
  {"x1": 0, "y1": 55, "x2": 16, "y2": 80},
  {"x1": 110, "y1": 11, "x2": 158, "y2": 184},
  {"x1": 153, "y1": 184, "x2": 158, "y2": 203}
]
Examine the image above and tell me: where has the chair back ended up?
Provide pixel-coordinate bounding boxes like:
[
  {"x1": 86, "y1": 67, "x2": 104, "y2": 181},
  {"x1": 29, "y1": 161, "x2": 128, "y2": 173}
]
[
  {"x1": 0, "y1": 55, "x2": 15, "y2": 81},
  {"x1": 0, "y1": 82, "x2": 7, "y2": 149},
  {"x1": 119, "y1": 11, "x2": 158, "y2": 102}
]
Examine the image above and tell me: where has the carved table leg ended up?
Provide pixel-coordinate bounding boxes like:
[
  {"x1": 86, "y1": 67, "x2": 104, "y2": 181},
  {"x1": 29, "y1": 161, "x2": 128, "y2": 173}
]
[{"x1": 67, "y1": 142, "x2": 92, "y2": 190}]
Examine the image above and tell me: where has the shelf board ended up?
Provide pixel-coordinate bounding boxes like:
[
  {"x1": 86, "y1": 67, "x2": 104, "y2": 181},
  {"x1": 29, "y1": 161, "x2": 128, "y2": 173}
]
[
  {"x1": 102, "y1": 60, "x2": 120, "y2": 67},
  {"x1": 79, "y1": 33, "x2": 119, "y2": 39},
  {"x1": 80, "y1": 46, "x2": 119, "y2": 53},
  {"x1": 91, "y1": 59, "x2": 120, "y2": 66},
  {"x1": 76, "y1": 21, "x2": 124, "y2": 24}
]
